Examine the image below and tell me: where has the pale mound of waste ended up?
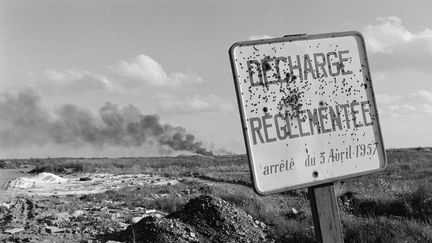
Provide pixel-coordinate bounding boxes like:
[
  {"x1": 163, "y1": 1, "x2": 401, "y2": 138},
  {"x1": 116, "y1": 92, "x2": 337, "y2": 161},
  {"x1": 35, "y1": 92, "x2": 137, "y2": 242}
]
[{"x1": 7, "y1": 172, "x2": 68, "y2": 189}]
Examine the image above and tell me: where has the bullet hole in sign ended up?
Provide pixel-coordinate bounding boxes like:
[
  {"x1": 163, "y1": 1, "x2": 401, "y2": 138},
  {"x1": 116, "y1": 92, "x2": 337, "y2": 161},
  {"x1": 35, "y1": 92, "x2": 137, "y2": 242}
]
[
  {"x1": 262, "y1": 61, "x2": 271, "y2": 72},
  {"x1": 312, "y1": 171, "x2": 319, "y2": 178}
]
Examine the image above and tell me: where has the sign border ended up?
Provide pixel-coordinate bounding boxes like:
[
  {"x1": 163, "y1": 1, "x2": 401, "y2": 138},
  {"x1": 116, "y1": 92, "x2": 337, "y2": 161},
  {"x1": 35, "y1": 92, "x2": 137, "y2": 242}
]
[{"x1": 229, "y1": 31, "x2": 387, "y2": 195}]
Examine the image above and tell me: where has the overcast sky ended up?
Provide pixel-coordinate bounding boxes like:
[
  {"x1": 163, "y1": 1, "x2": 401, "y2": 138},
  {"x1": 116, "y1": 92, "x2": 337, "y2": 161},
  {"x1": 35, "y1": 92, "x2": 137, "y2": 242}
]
[{"x1": 1, "y1": 0, "x2": 432, "y2": 158}]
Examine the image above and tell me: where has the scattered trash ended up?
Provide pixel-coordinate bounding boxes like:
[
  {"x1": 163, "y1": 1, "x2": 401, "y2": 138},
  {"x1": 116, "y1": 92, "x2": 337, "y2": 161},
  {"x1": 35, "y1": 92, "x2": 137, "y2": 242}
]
[
  {"x1": 146, "y1": 209, "x2": 156, "y2": 214},
  {"x1": 5, "y1": 173, "x2": 180, "y2": 196},
  {"x1": 286, "y1": 207, "x2": 306, "y2": 220},
  {"x1": 45, "y1": 226, "x2": 65, "y2": 234},
  {"x1": 72, "y1": 209, "x2": 85, "y2": 218},
  {"x1": 43, "y1": 212, "x2": 71, "y2": 227},
  {"x1": 1, "y1": 172, "x2": 269, "y2": 242},
  {"x1": 131, "y1": 216, "x2": 145, "y2": 224},
  {"x1": 8, "y1": 173, "x2": 67, "y2": 189},
  {"x1": 4, "y1": 228, "x2": 24, "y2": 234},
  {"x1": 0, "y1": 202, "x2": 10, "y2": 210}
]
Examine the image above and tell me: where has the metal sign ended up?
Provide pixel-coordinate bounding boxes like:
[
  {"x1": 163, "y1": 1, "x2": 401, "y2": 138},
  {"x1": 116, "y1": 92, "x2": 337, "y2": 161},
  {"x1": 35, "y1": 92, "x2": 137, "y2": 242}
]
[{"x1": 229, "y1": 31, "x2": 386, "y2": 195}]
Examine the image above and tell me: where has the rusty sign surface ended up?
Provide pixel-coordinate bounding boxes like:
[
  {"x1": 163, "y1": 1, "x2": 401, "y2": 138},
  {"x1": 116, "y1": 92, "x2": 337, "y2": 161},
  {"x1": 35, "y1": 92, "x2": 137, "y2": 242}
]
[{"x1": 229, "y1": 31, "x2": 386, "y2": 195}]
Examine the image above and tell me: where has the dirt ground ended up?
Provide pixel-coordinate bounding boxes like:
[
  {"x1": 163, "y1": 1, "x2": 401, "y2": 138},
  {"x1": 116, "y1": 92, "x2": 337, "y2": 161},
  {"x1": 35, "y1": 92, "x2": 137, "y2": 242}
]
[
  {"x1": 0, "y1": 170, "x2": 271, "y2": 243},
  {"x1": 3, "y1": 150, "x2": 431, "y2": 242},
  {"x1": 3, "y1": 172, "x2": 179, "y2": 198}
]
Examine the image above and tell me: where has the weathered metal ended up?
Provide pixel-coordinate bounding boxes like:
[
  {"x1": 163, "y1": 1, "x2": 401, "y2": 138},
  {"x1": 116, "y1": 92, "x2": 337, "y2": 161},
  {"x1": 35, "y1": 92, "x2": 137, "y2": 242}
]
[{"x1": 229, "y1": 31, "x2": 386, "y2": 195}]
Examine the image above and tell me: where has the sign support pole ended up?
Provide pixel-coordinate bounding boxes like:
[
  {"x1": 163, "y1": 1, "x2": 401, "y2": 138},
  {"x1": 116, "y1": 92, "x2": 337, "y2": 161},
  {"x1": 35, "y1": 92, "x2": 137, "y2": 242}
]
[
  {"x1": 308, "y1": 182, "x2": 344, "y2": 243},
  {"x1": 230, "y1": 32, "x2": 386, "y2": 242}
]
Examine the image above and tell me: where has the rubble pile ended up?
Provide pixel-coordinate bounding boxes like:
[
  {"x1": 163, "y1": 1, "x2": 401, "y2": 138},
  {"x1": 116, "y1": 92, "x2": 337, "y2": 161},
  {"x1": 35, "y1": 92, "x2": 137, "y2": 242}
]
[
  {"x1": 4, "y1": 173, "x2": 179, "y2": 197},
  {"x1": 7, "y1": 173, "x2": 68, "y2": 189},
  {"x1": 170, "y1": 195, "x2": 269, "y2": 242},
  {"x1": 109, "y1": 195, "x2": 270, "y2": 243},
  {"x1": 121, "y1": 216, "x2": 201, "y2": 243}
]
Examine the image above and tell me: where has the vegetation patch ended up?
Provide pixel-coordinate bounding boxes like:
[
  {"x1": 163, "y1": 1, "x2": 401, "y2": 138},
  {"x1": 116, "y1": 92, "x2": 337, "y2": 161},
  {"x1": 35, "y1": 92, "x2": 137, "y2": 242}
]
[
  {"x1": 340, "y1": 185, "x2": 432, "y2": 222},
  {"x1": 343, "y1": 216, "x2": 432, "y2": 243},
  {"x1": 2, "y1": 149, "x2": 432, "y2": 242}
]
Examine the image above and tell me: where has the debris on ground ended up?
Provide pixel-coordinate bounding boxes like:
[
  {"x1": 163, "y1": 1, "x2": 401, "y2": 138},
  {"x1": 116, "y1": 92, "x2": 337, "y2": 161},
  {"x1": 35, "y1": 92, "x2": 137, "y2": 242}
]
[
  {"x1": 169, "y1": 195, "x2": 269, "y2": 242},
  {"x1": 286, "y1": 207, "x2": 306, "y2": 220},
  {"x1": 120, "y1": 216, "x2": 201, "y2": 243},
  {"x1": 7, "y1": 172, "x2": 68, "y2": 189},
  {"x1": 41, "y1": 212, "x2": 72, "y2": 227},
  {"x1": 71, "y1": 210, "x2": 85, "y2": 218},
  {"x1": 4, "y1": 173, "x2": 180, "y2": 197},
  {"x1": 0, "y1": 173, "x2": 272, "y2": 242},
  {"x1": 3, "y1": 228, "x2": 24, "y2": 234},
  {"x1": 103, "y1": 195, "x2": 271, "y2": 242},
  {"x1": 0, "y1": 196, "x2": 159, "y2": 242},
  {"x1": 45, "y1": 226, "x2": 65, "y2": 234}
]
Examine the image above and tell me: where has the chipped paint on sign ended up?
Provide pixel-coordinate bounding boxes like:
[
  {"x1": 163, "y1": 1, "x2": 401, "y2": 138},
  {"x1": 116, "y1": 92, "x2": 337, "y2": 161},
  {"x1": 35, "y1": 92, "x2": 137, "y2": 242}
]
[{"x1": 229, "y1": 31, "x2": 386, "y2": 195}]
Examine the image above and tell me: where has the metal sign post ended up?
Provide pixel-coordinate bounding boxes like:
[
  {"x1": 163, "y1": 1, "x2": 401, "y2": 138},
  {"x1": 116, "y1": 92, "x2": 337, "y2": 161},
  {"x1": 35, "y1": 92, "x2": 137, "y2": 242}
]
[{"x1": 229, "y1": 31, "x2": 386, "y2": 243}]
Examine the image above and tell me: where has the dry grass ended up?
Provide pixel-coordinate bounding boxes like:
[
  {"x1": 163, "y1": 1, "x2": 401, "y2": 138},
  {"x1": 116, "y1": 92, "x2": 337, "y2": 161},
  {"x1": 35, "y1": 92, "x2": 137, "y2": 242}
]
[{"x1": 4, "y1": 148, "x2": 432, "y2": 242}]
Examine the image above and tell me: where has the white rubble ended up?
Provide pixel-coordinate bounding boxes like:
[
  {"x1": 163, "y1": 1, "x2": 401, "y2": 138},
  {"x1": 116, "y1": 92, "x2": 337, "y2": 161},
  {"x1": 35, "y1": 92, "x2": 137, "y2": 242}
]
[
  {"x1": 7, "y1": 172, "x2": 68, "y2": 189},
  {"x1": 5, "y1": 172, "x2": 179, "y2": 197}
]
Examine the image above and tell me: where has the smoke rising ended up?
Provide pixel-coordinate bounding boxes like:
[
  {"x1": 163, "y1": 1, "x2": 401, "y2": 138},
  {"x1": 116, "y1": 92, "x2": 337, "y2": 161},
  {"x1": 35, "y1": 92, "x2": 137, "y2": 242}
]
[{"x1": 0, "y1": 89, "x2": 213, "y2": 156}]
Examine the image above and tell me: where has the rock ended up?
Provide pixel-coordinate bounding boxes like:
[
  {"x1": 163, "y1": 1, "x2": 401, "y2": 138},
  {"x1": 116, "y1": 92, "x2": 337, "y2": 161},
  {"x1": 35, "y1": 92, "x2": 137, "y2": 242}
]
[
  {"x1": 286, "y1": 207, "x2": 306, "y2": 220},
  {"x1": 118, "y1": 222, "x2": 129, "y2": 230},
  {"x1": 72, "y1": 210, "x2": 85, "y2": 218},
  {"x1": 0, "y1": 202, "x2": 11, "y2": 210},
  {"x1": 4, "y1": 228, "x2": 24, "y2": 234},
  {"x1": 131, "y1": 216, "x2": 145, "y2": 224},
  {"x1": 45, "y1": 212, "x2": 71, "y2": 227},
  {"x1": 110, "y1": 212, "x2": 121, "y2": 220}
]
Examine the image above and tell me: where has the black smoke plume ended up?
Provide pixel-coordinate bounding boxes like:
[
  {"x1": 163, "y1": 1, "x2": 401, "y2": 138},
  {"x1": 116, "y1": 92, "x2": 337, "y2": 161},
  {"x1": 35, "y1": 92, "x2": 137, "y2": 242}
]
[{"x1": 0, "y1": 89, "x2": 213, "y2": 156}]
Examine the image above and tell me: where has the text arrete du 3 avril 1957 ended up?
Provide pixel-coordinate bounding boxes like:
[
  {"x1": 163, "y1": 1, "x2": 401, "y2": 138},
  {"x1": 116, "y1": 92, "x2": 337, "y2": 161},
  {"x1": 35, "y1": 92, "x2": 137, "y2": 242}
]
[{"x1": 242, "y1": 49, "x2": 378, "y2": 176}]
